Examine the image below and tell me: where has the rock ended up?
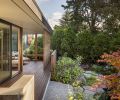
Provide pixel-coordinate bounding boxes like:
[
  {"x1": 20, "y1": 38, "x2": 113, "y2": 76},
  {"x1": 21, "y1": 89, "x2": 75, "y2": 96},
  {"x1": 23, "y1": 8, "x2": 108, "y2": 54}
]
[
  {"x1": 82, "y1": 86, "x2": 104, "y2": 100},
  {"x1": 77, "y1": 75, "x2": 87, "y2": 85},
  {"x1": 73, "y1": 87, "x2": 84, "y2": 93},
  {"x1": 84, "y1": 89, "x2": 95, "y2": 100},
  {"x1": 83, "y1": 71, "x2": 98, "y2": 78},
  {"x1": 44, "y1": 81, "x2": 73, "y2": 100},
  {"x1": 96, "y1": 88, "x2": 104, "y2": 94}
]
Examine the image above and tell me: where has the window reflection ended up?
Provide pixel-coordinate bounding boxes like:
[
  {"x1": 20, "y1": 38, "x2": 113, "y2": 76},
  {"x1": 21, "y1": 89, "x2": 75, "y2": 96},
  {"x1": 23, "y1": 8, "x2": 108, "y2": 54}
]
[
  {"x1": 12, "y1": 26, "x2": 19, "y2": 76},
  {"x1": 0, "y1": 22, "x2": 11, "y2": 83}
]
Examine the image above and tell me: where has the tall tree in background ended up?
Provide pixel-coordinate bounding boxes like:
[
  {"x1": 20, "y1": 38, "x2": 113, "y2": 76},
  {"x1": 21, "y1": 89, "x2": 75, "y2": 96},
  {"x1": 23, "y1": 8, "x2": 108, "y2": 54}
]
[
  {"x1": 102, "y1": 0, "x2": 120, "y2": 33},
  {"x1": 52, "y1": 0, "x2": 120, "y2": 63},
  {"x1": 62, "y1": 0, "x2": 83, "y2": 33},
  {"x1": 60, "y1": 10, "x2": 71, "y2": 27},
  {"x1": 62, "y1": 0, "x2": 120, "y2": 34}
]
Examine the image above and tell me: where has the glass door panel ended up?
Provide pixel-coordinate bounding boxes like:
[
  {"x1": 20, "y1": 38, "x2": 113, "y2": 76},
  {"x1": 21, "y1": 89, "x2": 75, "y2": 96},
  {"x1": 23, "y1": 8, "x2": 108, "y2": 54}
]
[
  {"x1": 12, "y1": 26, "x2": 19, "y2": 76},
  {"x1": 0, "y1": 22, "x2": 11, "y2": 83}
]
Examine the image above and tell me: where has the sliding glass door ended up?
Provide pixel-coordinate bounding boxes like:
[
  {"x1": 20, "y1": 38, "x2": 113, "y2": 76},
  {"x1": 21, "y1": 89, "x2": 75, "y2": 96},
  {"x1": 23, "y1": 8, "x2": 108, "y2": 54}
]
[
  {"x1": 12, "y1": 26, "x2": 19, "y2": 76},
  {"x1": 0, "y1": 22, "x2": 11, "y2": 83}
]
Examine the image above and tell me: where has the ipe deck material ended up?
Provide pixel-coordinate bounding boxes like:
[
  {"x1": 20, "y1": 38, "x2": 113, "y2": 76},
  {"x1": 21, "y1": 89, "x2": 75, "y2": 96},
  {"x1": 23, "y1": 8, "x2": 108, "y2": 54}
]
[
  {"x1": 0, "y1": 61, "x2": 51, "y2": 100},
  {"x1": 23, "y1": 61, "x2": 51, "y2": 100}
]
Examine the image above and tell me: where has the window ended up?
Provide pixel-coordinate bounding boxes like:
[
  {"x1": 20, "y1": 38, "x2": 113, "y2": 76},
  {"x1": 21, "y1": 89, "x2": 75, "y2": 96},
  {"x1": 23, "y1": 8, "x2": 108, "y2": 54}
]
[
  {"x1": 0, "y1": 22, "x2": 11, "y2": 83},
  {"x1": 0, "y1": 20, "x2": 22, "y2": 83},
  {"x1": 12, "y1": 26, "x2": 20, "y2": 76}
]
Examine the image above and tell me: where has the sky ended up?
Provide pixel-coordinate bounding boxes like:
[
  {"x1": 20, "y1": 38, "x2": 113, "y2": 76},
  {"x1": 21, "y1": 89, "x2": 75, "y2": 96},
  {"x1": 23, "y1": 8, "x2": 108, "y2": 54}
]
[{"x1": 36, "y1": 0, "x2": 66, "y2": 29}]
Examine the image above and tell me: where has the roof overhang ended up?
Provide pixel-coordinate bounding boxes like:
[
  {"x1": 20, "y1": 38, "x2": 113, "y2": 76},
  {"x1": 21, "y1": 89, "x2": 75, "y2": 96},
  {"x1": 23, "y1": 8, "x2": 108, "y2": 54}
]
[{"x1": 0, "y1": 0, "x2": 52, "y2": 34}]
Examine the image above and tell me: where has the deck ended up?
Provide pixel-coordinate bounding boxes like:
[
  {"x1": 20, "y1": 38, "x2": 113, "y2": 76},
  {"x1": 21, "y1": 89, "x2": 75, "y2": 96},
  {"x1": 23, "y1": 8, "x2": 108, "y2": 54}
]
[
  {"x1": 0, "y1": 61, "x2": 51, "y2": 100},
  {"x1": 23, "y1": 61, "x2": 51, "y2": 100}
]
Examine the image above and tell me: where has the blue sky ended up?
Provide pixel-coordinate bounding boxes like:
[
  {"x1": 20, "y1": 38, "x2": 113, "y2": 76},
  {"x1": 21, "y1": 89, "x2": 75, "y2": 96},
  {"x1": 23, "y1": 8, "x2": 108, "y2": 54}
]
[{"x1": 36, "y1": 0, "x2": 66, "y2": 28}]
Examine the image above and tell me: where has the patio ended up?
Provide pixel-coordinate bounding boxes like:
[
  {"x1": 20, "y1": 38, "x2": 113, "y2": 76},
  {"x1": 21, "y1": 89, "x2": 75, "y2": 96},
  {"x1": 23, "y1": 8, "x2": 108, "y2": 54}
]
[{"x1": 0, "y1": 61, "x2": 51, "y2": 100}]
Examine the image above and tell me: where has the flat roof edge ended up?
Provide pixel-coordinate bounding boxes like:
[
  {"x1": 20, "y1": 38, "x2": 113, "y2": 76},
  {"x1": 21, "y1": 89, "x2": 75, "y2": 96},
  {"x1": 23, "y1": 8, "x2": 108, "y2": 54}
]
[{"x1": 32, "y1": 0, "x2": 53, "y2": 34}]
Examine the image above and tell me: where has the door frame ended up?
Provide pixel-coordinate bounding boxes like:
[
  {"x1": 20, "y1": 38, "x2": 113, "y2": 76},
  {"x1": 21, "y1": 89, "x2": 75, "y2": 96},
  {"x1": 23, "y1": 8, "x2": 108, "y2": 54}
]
[{"x1": 0, "y1": 19, "x2": 23, "y2": 84}]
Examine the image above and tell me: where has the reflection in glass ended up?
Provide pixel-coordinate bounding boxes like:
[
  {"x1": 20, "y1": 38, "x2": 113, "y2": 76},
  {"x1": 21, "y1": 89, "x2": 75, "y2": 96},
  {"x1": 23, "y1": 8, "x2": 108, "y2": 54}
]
[
  {"x1": 0, "y1": 23, "x2": 11, "y2": 83},
  {"x1": 12, "y1": 26, "x2": 19, "y2": 76}
]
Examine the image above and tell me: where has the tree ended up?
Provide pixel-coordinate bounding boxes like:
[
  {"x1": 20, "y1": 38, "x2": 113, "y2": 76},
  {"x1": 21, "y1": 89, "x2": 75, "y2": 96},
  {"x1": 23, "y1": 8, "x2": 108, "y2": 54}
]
[
  {"x1": 62, "y1": 0, "x2": 83, "y2": 33},
  {"x1": 60, "y1": 10, "x2": 71, "y2": 27},
  {"x1": 62, "y1": 0, "x2": 120, "y2": 34},
  {"x1": 51, "y1": 26, "x2": 65, "y2": 57},
  {"x1": 52, "y1": 0, "x2": 120, "y2": 64},
  {"x1": 76, "y1": 31, "x2": 94, "y2": 63}
]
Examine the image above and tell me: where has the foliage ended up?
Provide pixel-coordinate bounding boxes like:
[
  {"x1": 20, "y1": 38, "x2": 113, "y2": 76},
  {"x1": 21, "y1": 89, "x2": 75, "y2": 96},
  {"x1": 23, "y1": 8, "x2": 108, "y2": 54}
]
[
  {"x1": 68, "y1": 92, "x2": 84, "y2": 100},
  {"x1": 68, "y1": 80, "x2": 84, "y2": 100},
  {"x1": 52, "y1": 26, "x2": 76, "y2": 58},
  {"x1": 52, "y1": 27, "x2": 120, "y2": 63},
  {"x1": 86, "y1": 76, "x2": 97, "y2": 86},
  {"x1": 98, "y1": 50, "x2": 120, "y2": 99},
  {"x1": 98, "y1": 49, "x2": 120, "y2": 69},
  {"x1": 24, "y1": 36, "x2": 43, "y2": 55},
  {"x1": 76, "y1": 32, "x2": 115, "y2": 63},
  {"x1": 51, "y1": 26, "x2": 65, "y2": 56},
  {"x1": 52, "y1": 0, "x2": 120, "y2": 64},
  {"x1": 53, "y1": 57, "x2": 83, "y2": 84},
  {"x1": 110, "y1": 32, "x2": 120, "y2": 51},
  {"x1": 62, "y1": 0, "x2": 120, "y2": 34},
  {"x1": 92, "y1": 33, "x2": 111, "y2": 59},
  {"x1": 92, "y1": 65, "x2": 118, "y2": 75},
  {"x1": 25, "y1": 39, "x2": 35, "y2": 54},
  {"x1": 37, "y1": 36, "x2": 43, "y2": 54},
  {"x1": 76, "y1": 31, "x2": 94, "y2": 63}
]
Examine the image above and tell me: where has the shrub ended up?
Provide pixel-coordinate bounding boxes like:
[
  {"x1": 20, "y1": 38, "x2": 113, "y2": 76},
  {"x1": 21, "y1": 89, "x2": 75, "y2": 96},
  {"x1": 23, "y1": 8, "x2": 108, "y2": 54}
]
[
  {"x1": 76, "y1": 31, "x2": 94, "y2": 63},
  {"x1": 86, "y1": 76, "x2": 97, "y2": 86},
  {"x1": 53, "y1": 57, "x2": 83, "y2": 84},
  {"x1": 92, "y1": 33, "x2": 111, "y2": 62},
  {"x1": 98, "y1": 50, "x2": 120, "y2": 99},
  {"x1": 68, "y1": 92, "x2": 84, "y2": 100},
  {"x1": 69, "y1": 80, "x2": 84, "y2": 100},
  {"x1": 92, "y1": 65, "x2": 118, "y2": 75},
  {"x1": 24, "y1": 36, "x2": 43, "y2": 55}
]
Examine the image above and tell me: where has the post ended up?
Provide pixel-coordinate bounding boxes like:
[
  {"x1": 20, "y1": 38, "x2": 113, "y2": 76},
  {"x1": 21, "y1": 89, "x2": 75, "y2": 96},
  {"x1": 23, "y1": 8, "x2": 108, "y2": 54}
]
[
  {"x1": 51, "y1": 50, "x2": 57, "y2": 78},
  {"x1": 34, "y1": 33, "x2": 38, "y2": 60},
  {"x1": 43, "y1": 30, "x2": 51, "y2": 68},
  {"x1": 18, "y1": 27, "x2": 23, "y2": 72}
]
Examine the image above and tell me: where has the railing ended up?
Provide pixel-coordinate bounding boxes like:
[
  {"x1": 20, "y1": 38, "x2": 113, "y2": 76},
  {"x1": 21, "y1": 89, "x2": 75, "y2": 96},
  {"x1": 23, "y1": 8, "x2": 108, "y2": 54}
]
[{"x1": 51, "y1": 50, "x2": 57, "y2": 78}]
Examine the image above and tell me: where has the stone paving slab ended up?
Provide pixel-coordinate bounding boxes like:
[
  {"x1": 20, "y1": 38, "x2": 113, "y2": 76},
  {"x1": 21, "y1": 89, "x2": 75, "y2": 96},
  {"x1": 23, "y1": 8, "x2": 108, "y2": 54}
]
[{"x1": 44, "y1": 81, "x2": 73, "y2": 100}]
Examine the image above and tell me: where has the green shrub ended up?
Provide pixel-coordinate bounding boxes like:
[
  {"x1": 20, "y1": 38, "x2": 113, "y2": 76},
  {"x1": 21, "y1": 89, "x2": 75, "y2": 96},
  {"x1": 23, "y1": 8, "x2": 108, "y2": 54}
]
[
  {"x1": 86, "y1": 76, "x2": 97, "y2": 86},
  {"x1": 92, "y1": 64, "x2": 118, "y2": 75},
  {"x1": 24, "y1": 36, "x2": 43, "y2": 55},
  {"x1": 76, "y1": 31, "x2": 94, "y2": 64},
  {"x1": 53, "y1": 57, "x2": 83, "y2": 84},
  {"x1": 68, "y1": 92, "x2": 84, "y2": 100},
  {"x1": 24, "y1": 39, "x2": 35, "y2": 55},
  {"x1": 52, "y1": 28, "x2": 120, "y2": 64}
]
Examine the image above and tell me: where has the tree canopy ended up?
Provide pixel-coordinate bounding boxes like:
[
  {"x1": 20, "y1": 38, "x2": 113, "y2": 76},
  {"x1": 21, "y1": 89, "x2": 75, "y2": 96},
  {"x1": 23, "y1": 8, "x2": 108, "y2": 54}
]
[{"x1": 52, "y1": 0, "x2": 120, "y2": 64}]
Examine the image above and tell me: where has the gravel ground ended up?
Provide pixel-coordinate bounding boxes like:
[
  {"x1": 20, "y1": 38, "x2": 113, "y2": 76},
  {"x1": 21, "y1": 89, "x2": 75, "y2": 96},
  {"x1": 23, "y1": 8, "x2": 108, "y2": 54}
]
[{"x1": 44, "y1": 81, "x2": 73, "y2": 100}]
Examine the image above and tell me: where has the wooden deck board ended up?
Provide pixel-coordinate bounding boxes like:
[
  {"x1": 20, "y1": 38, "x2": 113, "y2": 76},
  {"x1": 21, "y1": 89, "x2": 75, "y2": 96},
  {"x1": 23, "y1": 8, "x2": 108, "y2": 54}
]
[
  {"x1": 0, "y1": 61, "x2": 51, "y2": 100},
  {"x1": 23, "y1": 61, "x2": 51, "y2": 100}
]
